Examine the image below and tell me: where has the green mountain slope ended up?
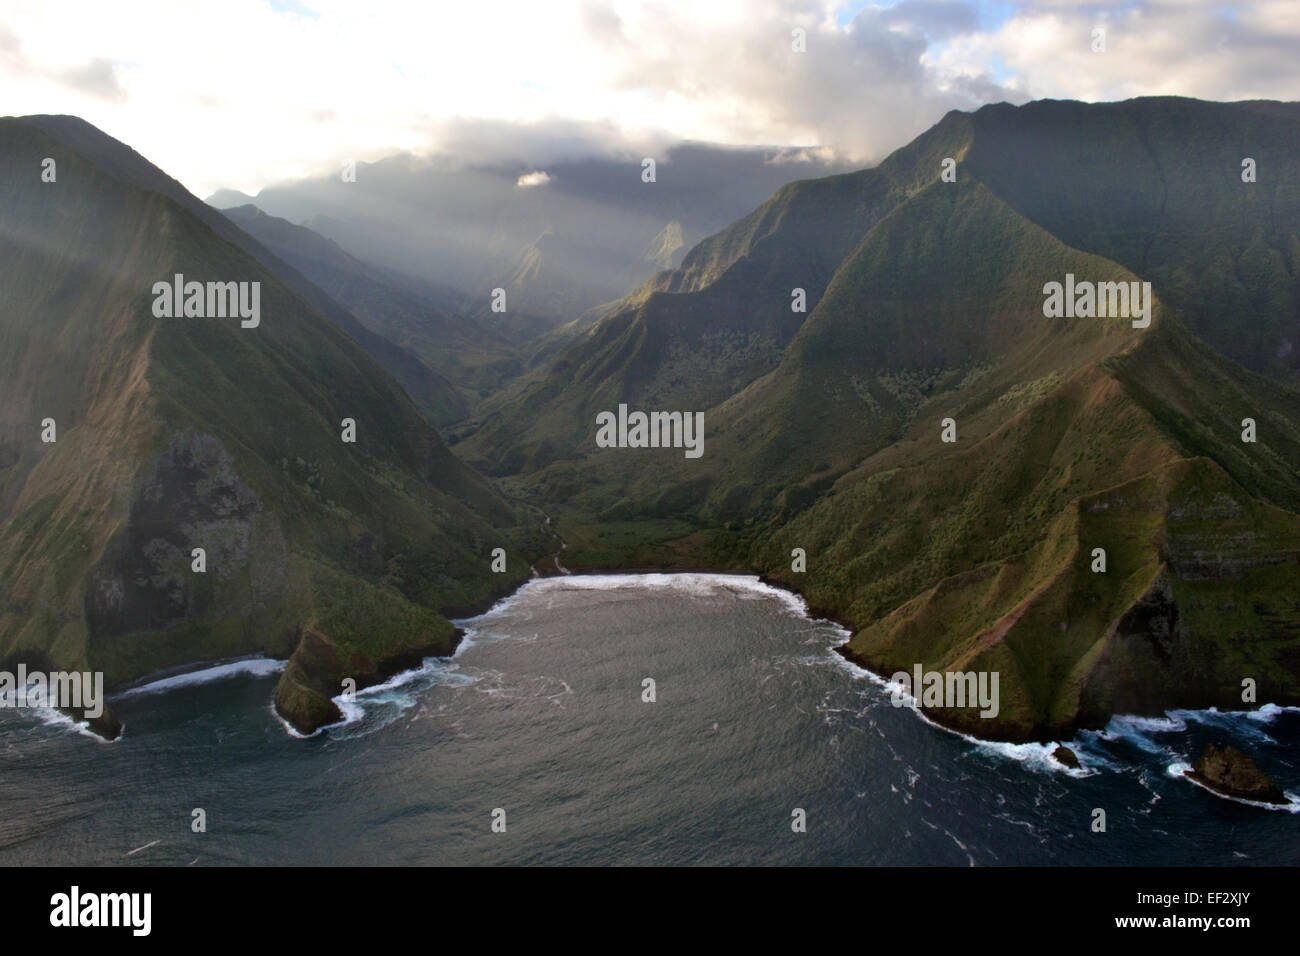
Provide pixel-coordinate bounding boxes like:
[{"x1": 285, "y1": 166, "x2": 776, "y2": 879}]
[
  {"x1": 458, "y1": 110, "x2": 978, "y2": 473},
  {"x1": 964, "y1": 97, "x2": 1300, "y2": 384},
  {"x1": 18, "y1": 115, "x2": 467, "y2": 428},
  {"x1": 465, "y1": 97, "x2": 1300, "y2": 742},
  {"x1": 0, "y1": 116, "x2": 546, "y2": 736}
]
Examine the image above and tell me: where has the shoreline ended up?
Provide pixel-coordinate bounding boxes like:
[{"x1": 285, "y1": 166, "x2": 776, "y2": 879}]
[
  {"x1": 499, "y1": 561, "x2": 1300, "y2": 754},
  {"x1": 43, "y1": 564, "x2": 1299, "y2": 805},
  {"x1": 61, "y1": 560, "x2": 1297, "y2": 760},
  {"x1": 463, "y1": 562, "x2": 1297, "y2": 758}
]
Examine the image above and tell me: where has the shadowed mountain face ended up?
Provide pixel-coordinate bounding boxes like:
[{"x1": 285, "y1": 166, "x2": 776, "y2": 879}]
[
  {"x1": 962, "y1": 98, "x2": 1300, "y2": 383},
  {"x1": 4, "y1": 98, "x2": 1298, "y2": 747},
  {"x1": 210, "y1": 144, "x2": 852, "y2": 328},
  {"x1": 0, "y1": 115, "x2": 547, "y2": 735},
  {"x1": 459, "y1": 97, "x2": 1300, "y2": 742},
  {"x1": 17, "y1": 115, "x2": 468, "y2": 429},
  {"x1": 218, "y1": 204, "x2": 519, "y2": 408}
]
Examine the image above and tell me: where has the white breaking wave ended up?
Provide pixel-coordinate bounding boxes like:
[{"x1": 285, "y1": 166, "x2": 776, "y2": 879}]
[
  {"x1": 37, "y1": 707, "x2": 116, "y2": 742},
  {"x1": 115, "y1": 657, "x2": 286, "y2": 698},
  {"x1": 0, "y1": 691, "x2": 118, "y2": 743},
  {"x1": 1106, "y1": 713, "x2": 1188, "y2": 735},
  {"x1": 454, "y1": 572, "x2": 824, "y2": 628},
  {"x1": 1246, "y1": 702, "x2": 1295, "y2": 723},
  {"x1": 1166, "y1": 706, "x2": 1287, "y2": 743},
  {"x1": 859, "y1": 669, "x2": 1092, "y2": 775},
  {"x1": 310, "y1": 658, "x2": 483, "y2": 740}
]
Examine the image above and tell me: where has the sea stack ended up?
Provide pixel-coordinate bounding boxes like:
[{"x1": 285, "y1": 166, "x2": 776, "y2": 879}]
[{"x1": 1185, "y1": 743, "x2": 1288, "y2": 806}]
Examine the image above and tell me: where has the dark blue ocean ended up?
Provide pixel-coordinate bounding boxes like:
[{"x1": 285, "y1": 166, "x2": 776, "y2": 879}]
[{"x1": 0, "y1": 574, "x2": 1295, "y2": 865}]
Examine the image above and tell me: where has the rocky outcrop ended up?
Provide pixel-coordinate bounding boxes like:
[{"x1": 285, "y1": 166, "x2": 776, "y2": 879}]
[
  {"x1": 1185, "y1": 743, "x2": 1288, "y2": 805},
  {"x1": 273, "y1": 624, "x2": 463, "y2": 736},
  {"x1": 1052, "y1": 745, "x2": 1080, "y2": 769}
]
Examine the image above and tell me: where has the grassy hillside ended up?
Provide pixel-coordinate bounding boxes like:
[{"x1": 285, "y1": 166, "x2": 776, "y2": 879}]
[
  {"x1": 465, "y1": 97, "x2": 1300, "y2": 743},
  {"x1": 18, "y1": 115, "x2": 468, "y2": 429},
  {"x1": 0, "y1": 117, "x2": 547, "y2": 735},
  {"x1": 965, "y1": 97, "x2": 1300, "y2": 385},
  {"x1": 457, "y1": 110, "x2": 978, "y2": 474}
]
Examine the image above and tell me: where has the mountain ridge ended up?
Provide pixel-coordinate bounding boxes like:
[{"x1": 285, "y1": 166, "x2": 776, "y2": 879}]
[
  {"x1": 0, "y1": 115, "x2": 547, "y2": 736},
  {"x1": 4, "y1": 98, "x2": 1298, "y2": 746},
  {"x1": 14, "y1": 114, "x2": 469, "y2": 427},
  {"x1": 460, "y1": 96, "x2": 1300, "y2": 742}
]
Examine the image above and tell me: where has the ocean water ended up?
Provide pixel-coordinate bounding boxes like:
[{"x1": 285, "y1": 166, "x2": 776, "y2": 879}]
[{"x1": 0, "y1": 573, "x2": 1295, "y2": 866}]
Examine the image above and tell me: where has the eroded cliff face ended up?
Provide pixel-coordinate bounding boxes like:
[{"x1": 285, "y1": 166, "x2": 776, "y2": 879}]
[
  {"x1": 818, "y1": 453, "x2": 1300, "y2": 744},
  {"x1": 73, "y1": 432, "x2": 294, "y2": 731},
  {"x1": 0, "y1": 115, "x2": 545, "y2": 739},
  {"x1": 87, "y1": 431, "x2": 288, "y2": 644},
  {"x1": 1076, "y1": 477, "x2": 1300, "y2": 733},
  {"x1": 80, "y1": 431, "x2": 476, "y2": 737}
]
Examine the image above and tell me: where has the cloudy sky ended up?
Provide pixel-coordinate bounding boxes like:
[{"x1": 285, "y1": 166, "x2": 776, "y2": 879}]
[{"x1": 2, "y1": 0, "x2": 1298, "y2": 197}]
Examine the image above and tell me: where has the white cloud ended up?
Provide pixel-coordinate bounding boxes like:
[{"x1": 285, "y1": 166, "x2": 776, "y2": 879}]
[
  {"x1": 515, "y1": 170, "x2": 552, "y2": 187},
  {"x1": 0, "y1": 1, "x2": 1296, "y2": 197}
]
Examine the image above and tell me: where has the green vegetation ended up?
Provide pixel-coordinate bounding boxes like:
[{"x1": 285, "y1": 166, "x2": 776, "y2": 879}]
[
  {"x1": 0, "y1": 116, "x2": 547, "y2": 734},
  {"x1": 464, "y1": 97, "x2": 1300, "y2": 742},
  {"x1": 5, "y1": 98, "x2": 1300, "y2": 745}
]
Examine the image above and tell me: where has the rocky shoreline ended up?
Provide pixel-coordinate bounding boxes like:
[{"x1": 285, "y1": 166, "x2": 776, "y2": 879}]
[
  {"x1": 272, "y1": 625, "x2": 470, "y2": 736},
  {"x1": 525, "y1": 556, "x2": 1289, "y2": 762},
  {"x1": 69, "y1": 542, "x2": 1296, "y2": 787}
]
